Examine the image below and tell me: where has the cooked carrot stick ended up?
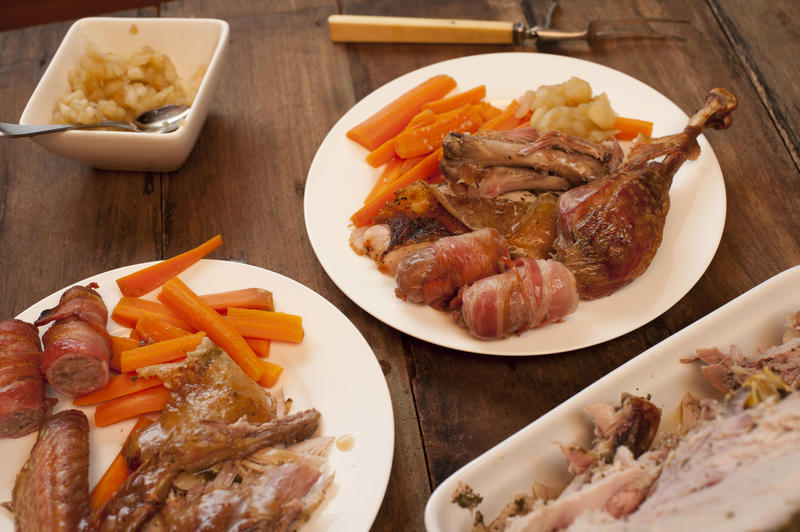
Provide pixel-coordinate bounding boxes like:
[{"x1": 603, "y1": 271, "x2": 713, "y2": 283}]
[
  {"x1": 114, "y1": 291, "x2": 273, "y2": 330},
  {"x1": 119, "y1": 332, "x2": 205, "y2": 373},
  {"x1": 351, "y1": 148, "x2": 443, "y2": 227},
  {"x1": 407, "y1": 108, "x2": 436, "y2": 128},
  {"x1": 365, "y1": 108, "x2": 437, "y2": 168},
  {"x1": 89, "y1": 416, "x2": 154, "y2": 510},
  {"x1": 393, "y1": 104, "x2": 483, "y2": 159},
  {"x1": 115, "y1": 235, "x2": 223, "y2": 297},
  {"x1": 477, "y1": 101, "x2": 503, "y2": 121},
  {"x1": 111, "y1": 297, "x2": 193, "y2": 330},
  {"x1": 225, "y1": 307, "x2": 304, "y2": 343},
  {"x1": 134, "y1": 312, "x2": 191, "y2": 343},
  {"x1": 245, "y1": 338, "x2": 271, "y2": 358},
  {"x1": 258, "y1": 359, "x2": 283, "y2": 388},
  {"x1": 480, "y1": 100, "x2": 520, "y2": 131},
  {"x1": 199, "y1": 288, "x2": 275, "y2": 313},
  {"x1": 365, "y1": 139, "x2": 400, "y2": 169},
  {"x1": 158, "y1": 278, "x2": 264, "y2": 381},
  {"x1": 422, "y1": 85, "x2": 486, "y2": 114},
  {"x1": 90, "y1": 454, "x2": 127, "y2": 511},
  {"x1": 364, "y1": 155, "x2": 427, "y2": 205},
  {"x1": 613, "y1": 116, "x2": 653, "y2": 140},
  {"x1": 346, "y1": 74, "x2": 457, "y2": 150},
  {"x1": 73, "y1": 372, "x2": 163, "y2": 406},
  {"x1": 427, "y1": 164, "x2": 444, "y2": 185},
  {"x1": 110, "y1": 335, "x2": 139, "y2": 372},
  {"x1": 512, "y1": 113, "x2": 534, "y2": 128},
  {"x1": 94, "y1": 386, "x2": 170, "y2": 427},
  {"x1": 364, "y1": 157, "x2": 404, "y2": 204}
]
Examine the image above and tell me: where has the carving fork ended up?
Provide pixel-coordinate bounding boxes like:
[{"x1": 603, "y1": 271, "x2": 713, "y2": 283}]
[{"x1": 329, "y1": 1, "x2": 687, "y2": 45}]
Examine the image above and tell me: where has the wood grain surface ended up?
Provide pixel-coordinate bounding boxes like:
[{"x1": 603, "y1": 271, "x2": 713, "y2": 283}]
[{"x1": 1, "y1": 0, "x2": 799, "y2": 530}]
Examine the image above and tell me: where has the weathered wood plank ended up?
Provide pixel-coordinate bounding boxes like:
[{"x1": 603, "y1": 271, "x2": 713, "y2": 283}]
[
  {"x1": 707, "y1": 0, "x2": 800, "y2": 171},
  {"x1": 0, "y1": 1, "x2": 166, "y2": 32}
]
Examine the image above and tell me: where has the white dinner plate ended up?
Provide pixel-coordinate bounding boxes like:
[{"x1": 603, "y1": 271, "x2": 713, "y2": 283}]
[
  {"x1": 0, "y1": 259, "x2": 394, "y2": 532},
  {"x1": 304, "y1": 52, "x2": 726, "y2": 355},
  {"x1": 424, "y1": 265, "x2": 800, "y2": 530}
]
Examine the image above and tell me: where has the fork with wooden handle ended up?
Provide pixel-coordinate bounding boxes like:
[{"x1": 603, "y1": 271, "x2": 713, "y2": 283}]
[{"x1": 328, "y1": 14, "x2": 687, "y2": 45}]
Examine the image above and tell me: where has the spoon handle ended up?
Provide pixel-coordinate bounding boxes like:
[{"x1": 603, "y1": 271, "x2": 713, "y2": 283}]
[{"x1": 0, "y1": 121, "x2": 138, "y2": 138}]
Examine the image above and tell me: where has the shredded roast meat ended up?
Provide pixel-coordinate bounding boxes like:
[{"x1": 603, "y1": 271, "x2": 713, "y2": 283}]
[
  {"x1": 680, "y1": 337, "x2": 800, "y2": 393},
  {"x1": 469, "y1": 309, "x2": 800, "y2": 532}
]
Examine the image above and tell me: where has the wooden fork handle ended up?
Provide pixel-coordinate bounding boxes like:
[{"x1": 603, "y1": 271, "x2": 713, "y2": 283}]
[{"x1": 328, "y1": 15, "x2": 517, "y2": 44}]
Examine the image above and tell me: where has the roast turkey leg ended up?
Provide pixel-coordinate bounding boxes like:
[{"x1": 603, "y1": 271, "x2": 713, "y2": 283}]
[{"x1": 554, "y1": 88, "x2": 737, "y2": 299}]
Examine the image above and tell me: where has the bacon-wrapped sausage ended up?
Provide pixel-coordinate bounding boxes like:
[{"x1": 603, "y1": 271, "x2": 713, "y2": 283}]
[
  {"x1": 34, "y1": 283, "x2": 111, "y2": 396},
  {"x1": 10, "y1": 409, "x2": 91, "y2": 532},
  {"x1": 0, "y1": 319, "x2": 54, "y2": 438},
  {"x1": 394, "y1": 228, "x2": 510, "y2": 310},
  {"x1": 454, "y1": 258, "x2": 579, "y2": 339}
]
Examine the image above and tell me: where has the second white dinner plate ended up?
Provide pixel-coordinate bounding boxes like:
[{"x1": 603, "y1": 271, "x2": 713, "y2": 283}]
[
  {"x1": 1, "y1": 259, "x2": 393, "y2": 532},
  {"x1": 304, "y1": 52, "x2": 727, "y2": 355}
]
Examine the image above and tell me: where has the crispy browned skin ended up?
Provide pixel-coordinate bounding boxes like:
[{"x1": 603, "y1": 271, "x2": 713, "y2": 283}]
[
  {"x1": 594, "y1": 393, "x2": 662, "y2": 461},
  {"x1": 123, "y1": 341, "x2": 277, "y2": 469},
  {"x1": 373, "y1": 180, "x2": 470, "y2": 257},
  {"x1": 554, "y1": 89, "x2": 738, "y2": 299},
  {"x1": 505, "y1": 193, "x2": 559, "y2": 259},
  {"x1": 433, "y1": 188, "x2": 559, "y2": 259},
  {"x1": 10, "y1": 409, "x2": 90, "y2": 532}
]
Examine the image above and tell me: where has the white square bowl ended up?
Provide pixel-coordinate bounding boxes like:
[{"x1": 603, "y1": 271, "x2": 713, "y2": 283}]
[{"x1": 19, "y1": 17, "x2": 229, "y2": 172}]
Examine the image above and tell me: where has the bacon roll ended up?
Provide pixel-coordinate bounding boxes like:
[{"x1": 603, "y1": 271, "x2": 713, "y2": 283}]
[
  {"x1": 454, "y1": 258, "x2": 579, "y2": 339},
  {"x1": 10, "y1": 409, "x2": 91, "y2": 532},
  {"x1": 0, "y1": 319, "x2": 53, "y2": 438},
  {"x1": 34, "y1": 283, "x2": 111, "y2": 396},
  {"x1": 394, "y1": 228, "x2": 510, "y2": 310}
]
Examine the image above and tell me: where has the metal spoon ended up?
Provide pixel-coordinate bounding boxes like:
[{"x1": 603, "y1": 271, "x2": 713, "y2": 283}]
[{"x1": 0, "y1": 104, "x2": 190, "y2": 138}]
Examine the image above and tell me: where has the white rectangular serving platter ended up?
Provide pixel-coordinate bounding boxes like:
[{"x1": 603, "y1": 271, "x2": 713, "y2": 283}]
[{"x1": 425, "y1": 265, "x2": 800, "y2": 530}]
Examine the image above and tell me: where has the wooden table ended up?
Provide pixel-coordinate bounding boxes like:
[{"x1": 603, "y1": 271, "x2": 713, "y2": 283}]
[{"x1": 1, "y1": 0, "x2": 799, "y2": 529}]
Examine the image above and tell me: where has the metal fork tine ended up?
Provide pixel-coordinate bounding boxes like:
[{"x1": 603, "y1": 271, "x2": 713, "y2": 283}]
[
  {"x1": 592, "y1": 31, "x2": 687, "y2": 41},
  {"x1": 592, "y1": 17, "x2": 691, "y2": 26},
  {"x1": 531, "y1": 3, "x2": 690, "y2": 44},
  {"x1": 543, "y1": 0, "x2": 561, "y2": 29},
  {"x1": 589, "y1": 17, "x2": 689, "y2": 42}
]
